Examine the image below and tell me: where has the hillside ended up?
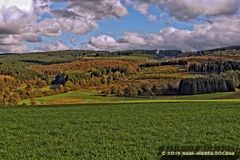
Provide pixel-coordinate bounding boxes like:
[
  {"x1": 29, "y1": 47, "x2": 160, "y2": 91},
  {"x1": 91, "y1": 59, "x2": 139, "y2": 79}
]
[{"x1": 0, "y1": 46, "x2": 240, "y2": 105}]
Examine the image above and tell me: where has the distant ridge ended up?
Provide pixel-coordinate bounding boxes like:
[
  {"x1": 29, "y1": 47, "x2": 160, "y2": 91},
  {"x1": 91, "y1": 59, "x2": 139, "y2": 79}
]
[
  {"x1": 0, "y1": 45, "x2": 239, "y2": 56},
  {"x1": 199, "y1": 45, "x2": 240, "y2": 52}
]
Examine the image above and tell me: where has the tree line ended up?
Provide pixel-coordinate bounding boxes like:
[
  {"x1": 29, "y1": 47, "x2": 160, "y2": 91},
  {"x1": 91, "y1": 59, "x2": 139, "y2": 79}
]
[
  {"x1": 140, "y1": 60, "x2": 187, "y2": 68},
  {"x1": 179, "y1": 77, "x2": 235, "y2": 95},
  {"x1": 188, "y1": 61, "x2": 240, "y2": 74},
  {"x1": 178, "y1": 70, "x2": 240, "y2": 95}
]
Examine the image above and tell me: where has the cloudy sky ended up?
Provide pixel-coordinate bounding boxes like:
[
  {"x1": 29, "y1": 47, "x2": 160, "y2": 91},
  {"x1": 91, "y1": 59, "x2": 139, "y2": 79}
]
[{"x1": 0, "y1": 0, "x2": 239, "y2": 53}]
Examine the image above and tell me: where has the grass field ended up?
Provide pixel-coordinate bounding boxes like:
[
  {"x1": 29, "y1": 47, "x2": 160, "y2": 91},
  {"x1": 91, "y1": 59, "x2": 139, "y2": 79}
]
[
  {"x1": 1, "y1": 102, "x2": 240, "y2": 159},
  {"x1": 20, "y1": 89, "x2": 240, "y2": 105},
  {"x1": 20, "y1": 90, "x2": 123, "y2": 105}
]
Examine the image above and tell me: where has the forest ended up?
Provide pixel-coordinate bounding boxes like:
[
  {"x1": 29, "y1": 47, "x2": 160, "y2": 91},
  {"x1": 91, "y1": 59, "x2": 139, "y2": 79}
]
[{"x1": 0, "y1": 46, "x2": 240, "y2": 105}]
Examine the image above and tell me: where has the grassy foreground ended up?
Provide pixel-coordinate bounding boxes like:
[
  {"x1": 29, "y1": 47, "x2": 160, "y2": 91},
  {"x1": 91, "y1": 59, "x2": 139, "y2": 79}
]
[{"x1": 1, "y1": 102, "x2": 240, "y2": 159}]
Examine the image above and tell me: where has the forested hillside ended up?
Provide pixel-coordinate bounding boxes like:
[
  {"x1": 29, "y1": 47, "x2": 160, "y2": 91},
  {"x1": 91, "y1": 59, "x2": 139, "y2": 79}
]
[{"x1": 0, "y1": 46, "x2": 240, "y2": 105}]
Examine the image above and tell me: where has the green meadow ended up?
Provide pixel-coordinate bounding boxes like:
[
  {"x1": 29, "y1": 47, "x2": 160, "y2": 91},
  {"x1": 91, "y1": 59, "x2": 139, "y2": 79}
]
[
  {"x1": 20, "y1": 89, "x2": 240, "y2": 105},
  {"x1": 1, "y1": 102, "x2": 240, "y2": 159}
]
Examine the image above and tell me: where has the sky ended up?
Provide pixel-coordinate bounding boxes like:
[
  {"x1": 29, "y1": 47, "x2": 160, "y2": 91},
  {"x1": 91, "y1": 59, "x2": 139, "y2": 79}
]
[{"x1": 0, "y1": 0, "x2": 239, "y2": 53}]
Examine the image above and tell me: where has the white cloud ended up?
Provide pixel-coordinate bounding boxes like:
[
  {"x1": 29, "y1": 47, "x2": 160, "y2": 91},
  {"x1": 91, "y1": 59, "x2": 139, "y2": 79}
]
[
  {"x1": 0, "y1": 44, "x2": 28, "y2": 53},
  {"x1": 126, "y1": 0, "x2": 240, "y2": 21},
  {"x1": 86, "y1": 16, "x2": 240, "y2": 51},
  {"x1": 50, "y1": 0, "x2": 128, "y2": 34},
  {"x1": 0, "y1": 6, "x2": 34, "y2": 34},
  {"x1": 88, "y1": 34, "x2": 120, "y2": 50},
  {"x1": 38, "y1": 18, "x2": 61, "y2": 36},
  {"x1": 120, "y1": 32, "x2": 146, "y2": 45},
  {"x1": 0, "y1": 0, "x2": 33, "y2": 12},
  {"x1": 0, "y1": 35, "x2": 19, "y2": 45},
  {"x1": 57, "y1": 17, "x2": 98, "y2": 35},
  {"x1": 0, "y1": 0, "x2": 128, "y2": 52}
]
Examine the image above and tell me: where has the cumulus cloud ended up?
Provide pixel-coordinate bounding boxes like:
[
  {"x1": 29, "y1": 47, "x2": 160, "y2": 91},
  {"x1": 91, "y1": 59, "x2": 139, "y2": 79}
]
[
  {"x1": 0, "y1": 1, "x2": 38, "y2": 52},
  {"x1": 0, "y1": 0, "x2": 128, "y2": 53},
  {"x1": 38, "y1": 18, "x2": 61, "y2": 36},
  {"x1": 0, "y1": 44, "x2": 29, "y2": 53},
  {"x1": 87, "y1": 32, "x2": 150, "y2": 51},
  {"x1": 119, "y1": 32, "x2": 146, "y2": 45},
  {"x1": 126, "y1": 0, "x2": 240, "y2": 21},
  {"x1": 0, "y1": 6, "x2": 34, "y2": 34},
  {"x1": 87, "y1": 34, "x2": 121, "y2": 51},
  {"x1": 86, "y1": 16, "x2": 240, "y2": 51},
  {"x1": 50, "y1": 0, "x2": 128, "y2": 34},
  {"x1": 0, "y1": 35, "x2": 19, "y2": 45}
]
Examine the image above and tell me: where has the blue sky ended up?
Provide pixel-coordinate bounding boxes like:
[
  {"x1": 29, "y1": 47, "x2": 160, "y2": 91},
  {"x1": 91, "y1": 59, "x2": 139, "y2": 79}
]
[{"x1": 0, "y1": 0, "x2": 239, "y2": 53}]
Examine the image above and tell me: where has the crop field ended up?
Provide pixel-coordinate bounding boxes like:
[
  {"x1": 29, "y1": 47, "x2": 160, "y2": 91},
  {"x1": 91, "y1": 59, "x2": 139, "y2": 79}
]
[{"x1": 1, "y1": 102, "x2": 240, "y2": 159}]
